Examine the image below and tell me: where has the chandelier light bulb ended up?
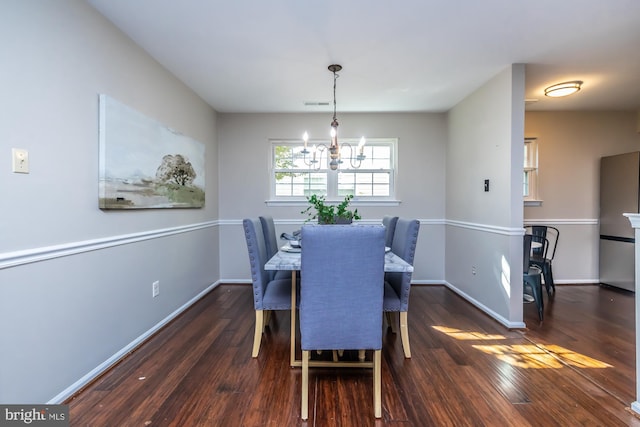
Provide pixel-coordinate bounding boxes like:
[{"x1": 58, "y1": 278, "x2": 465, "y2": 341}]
[{"x1": 358, "y1": 136, "x2": 366, "y2": 154}]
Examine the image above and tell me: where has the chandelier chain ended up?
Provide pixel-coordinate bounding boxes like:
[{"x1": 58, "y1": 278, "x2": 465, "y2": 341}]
[{"x1": 333, "y1": 70, "x2": 339, "y2": 122}]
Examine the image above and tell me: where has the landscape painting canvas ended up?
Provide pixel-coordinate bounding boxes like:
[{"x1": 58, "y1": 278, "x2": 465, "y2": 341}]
[{"x1": 99, "y1": 94, "x2": 205, "y2": 209}]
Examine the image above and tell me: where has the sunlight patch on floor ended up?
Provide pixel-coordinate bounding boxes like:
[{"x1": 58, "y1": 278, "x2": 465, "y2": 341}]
[
  {"x1": 540, "y1": 344, "x2": 613, "y2": 369},
  {"x1": 433, "y1": 326, "x2": 613, "y2": 369},
  {"x1": 432, "y1": 326, "x2": 506, "y2": 340},
  {"x1": 472, "y1": 344, "x2": 612, "y2": 369},
  {"x1": 473, "y1": 344, "x2": 564, "y2": 368}
]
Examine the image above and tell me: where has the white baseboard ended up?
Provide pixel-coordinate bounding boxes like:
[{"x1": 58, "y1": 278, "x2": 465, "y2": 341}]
[{"x1": 443, "y1": 282, "x2": 527, "y2": 329}]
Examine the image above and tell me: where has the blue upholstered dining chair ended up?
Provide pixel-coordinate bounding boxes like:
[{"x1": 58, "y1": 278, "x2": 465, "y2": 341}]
[
  {"x1": 299, "y1": 224, "x2": 386, "y2": 420},
  {"x1": 259, "y1": 216, "x2": 290, "y2": 281},
  {"x1": 259, "y1": 216, "x2": 279, "y2": 259},
  {"x1": 382, "y1": 215, "x2": 399, "y2": 248},
  {"x1": 243, "y1": 218, "x2": 294, "y2": 358},
  {"x1": 383, "y1": 218, "x2": 420, "y2": 358}
]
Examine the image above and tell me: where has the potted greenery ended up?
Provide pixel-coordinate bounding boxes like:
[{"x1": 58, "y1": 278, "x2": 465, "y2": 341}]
[{"x1": 301, "y1": 194, "x2": 361, "y2": 224}]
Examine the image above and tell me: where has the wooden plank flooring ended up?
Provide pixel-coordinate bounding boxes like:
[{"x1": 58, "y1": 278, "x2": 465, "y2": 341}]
[{"x1": 67, "y1": 284, "x2": 640, "y2": 426}]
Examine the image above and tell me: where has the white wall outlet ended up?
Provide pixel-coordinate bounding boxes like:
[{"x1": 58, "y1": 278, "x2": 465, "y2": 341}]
[
  {"x1": 152, "y1": 280, "x2": 160, "y2": 298},
  {"x1": 471, "y1": 266, "x2": 477, "y2": 275},
  {"x1": 12, "y1": 148, "x2": 29, "y2": 173}
]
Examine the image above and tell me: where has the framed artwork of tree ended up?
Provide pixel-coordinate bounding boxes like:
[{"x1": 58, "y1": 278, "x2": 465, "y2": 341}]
[{"x1": 98, "y1": 94, "x2": 205, "y2": 209}]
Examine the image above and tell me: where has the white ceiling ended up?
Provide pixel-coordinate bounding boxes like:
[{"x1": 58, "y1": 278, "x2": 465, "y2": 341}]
[{"x1": 87, "y1": 0, "x2": 640, "y2": 113}]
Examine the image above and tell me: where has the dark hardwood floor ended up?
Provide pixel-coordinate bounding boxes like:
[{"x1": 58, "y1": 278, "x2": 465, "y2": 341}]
[{"x1": 67, "y1": 284, "x2": 640, "y2": 426}]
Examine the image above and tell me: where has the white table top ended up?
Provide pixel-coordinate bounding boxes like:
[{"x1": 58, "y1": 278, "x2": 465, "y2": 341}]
[{"x1": 265, "y1": 246, "x2": 414, "y2": 273}]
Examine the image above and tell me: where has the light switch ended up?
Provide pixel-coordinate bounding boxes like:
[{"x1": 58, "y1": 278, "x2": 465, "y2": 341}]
[
  {"x1": 12, "y1": 148, "x2": 29, "y2": 173},
  {"x1": 484, "y1": 179, "x2": 489, "y2": 192}
]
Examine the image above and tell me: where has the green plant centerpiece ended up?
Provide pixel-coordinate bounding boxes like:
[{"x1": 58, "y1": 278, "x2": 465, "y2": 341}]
[{"x1": 301, "y1": 194, "x2": 361, "y2": 224}]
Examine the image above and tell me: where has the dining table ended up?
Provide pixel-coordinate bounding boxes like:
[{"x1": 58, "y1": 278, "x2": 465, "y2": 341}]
[{"x1": 265, "y1": 244, "x2": 414, "y2": 367}]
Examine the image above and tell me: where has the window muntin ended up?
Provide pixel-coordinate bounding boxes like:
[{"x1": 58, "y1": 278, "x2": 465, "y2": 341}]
[
  {"x1": 271, "y1": 139, "x2": 396, "y2": 200},
  {"x1": 524, "y1": 138, "x2": 539, "y2": 200}
]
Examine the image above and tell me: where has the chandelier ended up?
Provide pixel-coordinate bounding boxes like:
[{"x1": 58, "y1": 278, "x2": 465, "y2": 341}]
[{"x1": 301, "y1": 64, "x2": 366, "y2": 171}]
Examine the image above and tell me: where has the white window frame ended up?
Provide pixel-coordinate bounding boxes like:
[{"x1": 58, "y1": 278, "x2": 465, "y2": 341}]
[
  {"x1": 524, "y1": 137, "x2": 541, "y2": 205},
  {"x1": 267, "y1": 138, "x2": 398, "y2": 205}
]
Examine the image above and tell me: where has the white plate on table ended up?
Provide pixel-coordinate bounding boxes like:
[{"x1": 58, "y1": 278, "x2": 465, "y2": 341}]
[{"x1": 281, "y1": 244, "x2": 301, "y2": 253}]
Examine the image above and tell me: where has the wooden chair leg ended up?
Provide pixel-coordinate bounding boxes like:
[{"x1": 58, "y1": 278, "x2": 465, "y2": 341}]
[
  {"x1": 264, "y1": 310, "x2": 272, "y2": 326},
  {"x1": 374, "y1": 349, "x2": 382, "y2": 418},
  {"x1": 302, "y1": 350, "x2": 309, "y2": 420},
  {"x1": 388, "y1": 312, "x2": 398, "y2": 334},
  {"x1": 400, "y1": 312, "x2": 411, "y2": 358},
  {"x1": 252, "y1": 310, "x2": 264, "y2": 358}
]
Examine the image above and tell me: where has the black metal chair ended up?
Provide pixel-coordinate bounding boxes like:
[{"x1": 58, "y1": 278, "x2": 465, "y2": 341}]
[
  {"x1": 526, "y1": 225, "x2": 559, "y2": 296},
  {"x1": 524, "y1": 234, "x2": 544, "y2": 321}
]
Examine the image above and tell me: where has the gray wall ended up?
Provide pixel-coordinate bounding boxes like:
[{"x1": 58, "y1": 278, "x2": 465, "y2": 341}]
[
  {"x1": 524, "y1": 111, "x2": 640, "y2": 283},
  {"x1": 446, "y1": 64, "x2": 526, "y2": 327},
  {"x1": 0, "y1": 1, "x2": 219, "y2": 403},
  {"x1": 217, "y1": 112, "x2": 448, "y2": 283}
]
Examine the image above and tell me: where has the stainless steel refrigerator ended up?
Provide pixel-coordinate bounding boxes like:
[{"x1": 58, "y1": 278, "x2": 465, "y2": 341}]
[{"x1": 599, "y1": 151, "x2": 640, "y2": 291}]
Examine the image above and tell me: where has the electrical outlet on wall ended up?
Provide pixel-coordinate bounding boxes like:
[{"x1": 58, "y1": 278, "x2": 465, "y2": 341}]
[{"x1": 152, "y1": 281, "x2": 160, "y2": 298}]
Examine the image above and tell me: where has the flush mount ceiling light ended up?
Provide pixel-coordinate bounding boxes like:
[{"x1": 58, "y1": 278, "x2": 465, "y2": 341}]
[{"x1": 544, "y1": 81, "x2": 583, "y2": 98}]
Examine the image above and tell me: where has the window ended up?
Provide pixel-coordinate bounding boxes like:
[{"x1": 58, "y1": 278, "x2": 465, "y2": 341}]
[
  {"x1": 524, "y1": 137, "x2": 539, "y2": 201},
  {"x1": 270, "y1": 138, "x2": 396, "y2": 201}
]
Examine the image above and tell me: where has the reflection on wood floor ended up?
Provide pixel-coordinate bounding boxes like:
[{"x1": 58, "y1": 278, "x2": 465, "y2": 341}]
[{"x1": 68, "y1": 284, "x2": 640, "y2": 426}]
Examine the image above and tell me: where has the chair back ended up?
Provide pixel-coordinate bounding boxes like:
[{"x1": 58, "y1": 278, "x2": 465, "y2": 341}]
[
  {"x1": 382, "y1": 215, "x2": 399, "y2": 247},
  {"x1": 523, "y1": 234, "x2": 533, "y2": 270},
  {"x1": 529, "y1": 234, "x2": 549, "y2": 263},
  {"x1": 385, "y1": 219, "x2": 420, "y2": 311},
  {"x1": 300, "y1": 225, "x2": 385, "y2": 351},
  {"x1": 259, "y1": 216, "x2": 279, "y2": 281},
  {"x1": 390, "y1": 219, "x2": 420, "y2": 263},
  {"x1": 259, "y1": 216, "x2": 279, "y2": 259},
  {"x1": 545, "y1": 226, "x2": 560, "y2": 260},
  {"x1": 529, "y1": 225, "x2": 547, "y2": 257},
  {"x1": 526, "y1": 225, "x2": 559, "y2": 261},
  {"x1": 243, "y1": 219, "x2": 271, "y2": 310}
]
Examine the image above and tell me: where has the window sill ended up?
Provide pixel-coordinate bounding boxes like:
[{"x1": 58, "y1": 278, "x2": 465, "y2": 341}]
[
  {"x1": 524, "y1": 200, "x2": 543, "y2": 207},
  {"x1": 266, "y1": 199, "x2": 401, "y2": 207}
]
